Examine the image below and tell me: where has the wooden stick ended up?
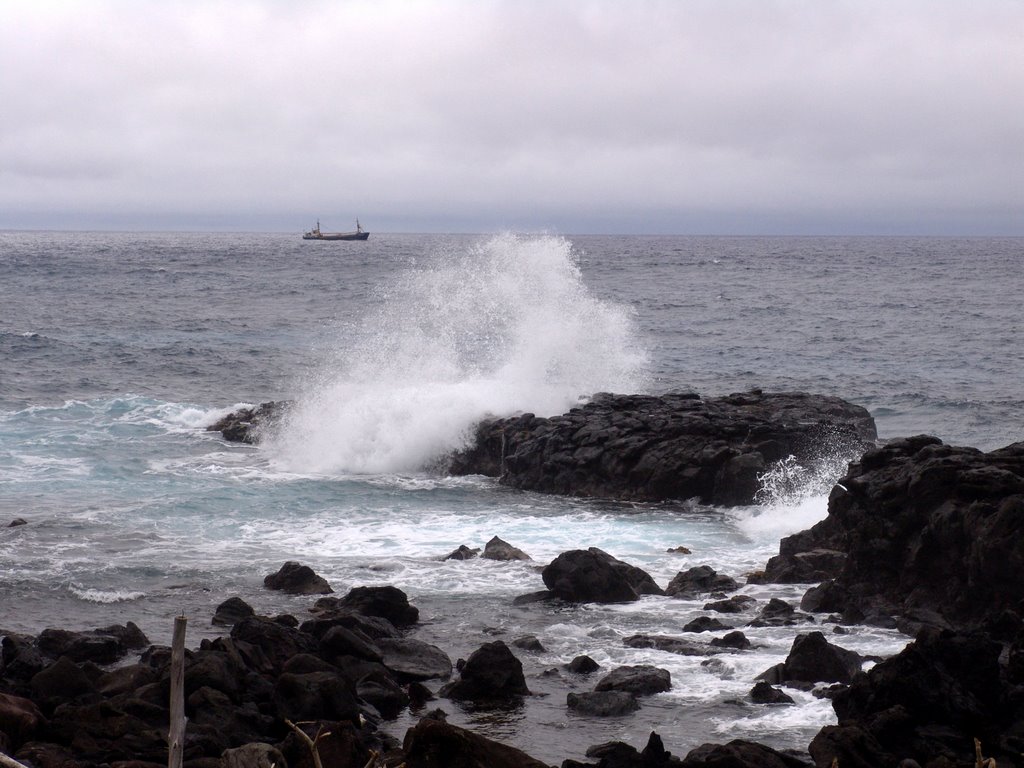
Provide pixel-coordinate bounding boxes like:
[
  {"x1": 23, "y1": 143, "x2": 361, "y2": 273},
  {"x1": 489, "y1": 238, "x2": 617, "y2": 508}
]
[
  {"x1": 168, "y1": 615, "x2": 187, "y2": 768},
  {"x1": 285, "y1": 720, "x2": 325, "y2": 768},
  {"x1": 0, "y1": 753, "x2": 34, "y2": 768}
]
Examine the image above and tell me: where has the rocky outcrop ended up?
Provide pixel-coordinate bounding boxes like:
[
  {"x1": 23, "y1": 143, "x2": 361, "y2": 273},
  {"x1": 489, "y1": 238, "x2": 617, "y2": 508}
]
[
  {"x1": 762, "y1": 436, "x2": 1024, "y2": 634},
  {"x1": 448, "y1": 390, "x2": 876, "y2": 505},
  {"x1": 811, "y1": 628, "x2": 1022, "y2": 767},
  {"x1": 402, "y1": 716, "x2": 551, "y2": 768},
  {"x1": 758, "y1": 632, "x2": 862, "y2": 687}
]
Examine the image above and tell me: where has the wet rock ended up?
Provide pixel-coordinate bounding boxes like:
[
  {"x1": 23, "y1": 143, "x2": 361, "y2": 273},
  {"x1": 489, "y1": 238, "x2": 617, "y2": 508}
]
[
  {"x1": 747, "y1": 598, "x2": 811, "y2": 627},
  {"x1": 710, "y1": 631, "x2": 751, "y2": 650},
  {"x1": 665, "y1": 566, "x2": 739, "y2": 598},
  {"x1": 206, "y1": 401, "x2": 291, "y2": 444},
  {"x1": 568, "y1": 655, "x2": 601, "y2": 674},
  {"x1": 357, "y1": 668, "x2": 410, "y2": 719},
  {"x1": 319, "y1": 624, "x2": 383, "y2": 663},
  {"x1": 758, "y1": 631, "x2": 862, "y2": 686},
  {"x1": 595, "y1": 665, "x2": 671, "y2": 696},
  {"x1": 448, "y1": 391, "x2": 876, "y2": 505},
  {"x1": 334, "y1": 585, "x2": 419, "y2": 627},
  {"x1": 402, "y1": 715, "x2": 551, "y2": 767},
  {"x1": 512, "y1": 635, "x2": 545, "y2": 652},
  {"x1": 30, "y1": 656, "x2": 97, "y2": 713},
  {"x1": 222, "y1": 742, "x2": 286, "y2": 768},
  {"x1": 7, "y1": 518, "x2": 27, "y2": 527},
  {"x1": 542, "y1": 547, "x2": 664, "y2": 603},
  {"x1": 666, "y1": 545, "x2": 692, "y2": 554},
  {"x1": 760, "y1": 436, "x2": 1024, "y2": 633},
  {"x1": 623, "y1": 635, "x2": 705, "y2": 656},
  {"x1": 567, "y1": 690, "x2": 640, "y2": 717},
  {"x1": 763, "y1": 547, "x2": 847, "y2": 583},
  {"x1": 229, "y1": 616, "x2": 318, "y2": 673},
  {"x1": 749, "y1": 681, "x2": 794, "y2": 705},
  {"x1": 439, "y1": 641, "x2": 528, "y2": 702},
  {"x1": 577, "y1": 731, "x2": 682, "y2": 767},
  {"x1": 212, "y1": 596, "x2": 256, "y2": 626},
  {"x1": 704, "y1": 595, "x2": 757, "y2": 613},
  {"x1": 263, "y1": 561, "x2": 333, "y2": 595},
  {"x1": 482, "y1": 535, "x2": 532, "y2": 561},
  {"x1": 682, "y1": 616, "x2": 732, "y2": 633},
  {"x1": 443, "y1": 544, "x2": 479, "y2": 561}
]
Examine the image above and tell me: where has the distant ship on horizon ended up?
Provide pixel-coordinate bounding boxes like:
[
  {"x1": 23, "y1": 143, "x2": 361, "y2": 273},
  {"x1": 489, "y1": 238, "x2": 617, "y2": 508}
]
[{"x1": 302, "y1": 219, "x2": 369, "y2": 241}]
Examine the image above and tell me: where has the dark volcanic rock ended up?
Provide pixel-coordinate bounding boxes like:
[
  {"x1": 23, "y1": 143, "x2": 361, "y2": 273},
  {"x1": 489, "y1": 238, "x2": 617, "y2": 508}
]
[
  {"x1": 567, "y1": 690, "x2": 640, "y2": 717},
  {"x1": 576, "y1": 732, "x2": 683, "y2": 767},
  {"x1": 819, "y1": 628, "x2": 1013, "y2": 767},
  {"x1": 334, "y1": 585, "x2": 420, "y2": 626},
  {"x1": 680, "y1": 739, "x2": 810, "y2": 768},
  {"x1": 759, "y1": 631, "x2": 862, "y2": 686},
  {"x1": 439, "y1": 640, "x2": 529, "y2": 702},
  {"x1": 402, "y1": 715, "x2": 551, "y2": 768},
  {"x1": 749, "y1": 681, "x2": 795, "y2": 705},
  {"x1": 542, "y1": 547, "x2": 664, "y2": 603},
  {"x1": 207, "y1": 400, "x2": 291, "y2": 444},
  {"x1": 443, "y1": 544, "x2": 480, "y2": 560},
  {"x1": 377, "y1": 638, "x2": 452, "y2": 683},
  {"x1": 263, "y1": 561, "x2": 333, "y2": 595},
  {"x1": 569, "y1": 655, "x2": 601, "y2": 674},
  {"x1": 624, "y1": 635, "x2": 706, "y2": 656},
  {"x1": 595, "y1": 665, "x2": 671, "y2": 696},
  {"x1": 761, "y1": 436, "x2": 1024, "y2": 633},
  {"x1": 665, "y1": 565, "x2": 739, "y2": 598},
  {"x1": 710, "y1": 631, "x2": 751, "y2": 650},
  {"x1": 448, "y1": 390, "x2": 876, "y2": 505},
  {"x1": 482, "y1": 535, "x2": 532, "y2": 561},
  {"x1": 212, "y1": 596, "x2": 256, "y2": 626}
]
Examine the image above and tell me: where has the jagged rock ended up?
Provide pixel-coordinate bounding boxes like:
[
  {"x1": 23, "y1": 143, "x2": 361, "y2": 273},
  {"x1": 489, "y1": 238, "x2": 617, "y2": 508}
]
[
  {"x1": 512, "y1": 635, "x2": 545, "y2": 652},
  {"x1": 402, "y1": 715, "x2": 551, "y2": 767},
  {"x1": 542, "y1": 547, "x2": 664, "y2": 603},
  {"x1": 439, "y1": 641, "x2": 528, "y2": 702},
  {"x1": 704, "y1": 595, "x2": 757, "y2": 613},
  {"x1": 319, "y1": 624, "x2": 383, "y2": 662},
  {"x1": 595, "y1": 665, "x2": 671, "y2": 695},
  {"x1": 567, "y1": 690, "x2": 640, "y2": 717},
  {"x1": 576, "y1": 732, "x2": 683, "y2": 767},
  {"x1": 482, "y1": 535, "x2": 532, "y2": 561},
  {"x1": 665, "y1": 566, "x2": 739, "y2": 598},
  {"x1": 448, "y1": 391, "x2": 876, "y2": 505},
  {"x1": 747, "y1": 598, "x2": 812, "y2": 627},
  {"x1": 758, "y1": 631, "x2": 862, "y2": 686},
  {"x1": 229, "y1": 617, "x2": 318, "y2": 673},
  {"x1": 443, "y1": 544, "x2": 479, "y2": 560},
  {"x1": 273, "y1": 671, "x2": 360, "y2": 724},
  {"x1": 263, "y1": 561, "x2": 333, "y2": 595},
  {"x1": 761, "y1": 436, "x2": 1024, "y2": 634}
]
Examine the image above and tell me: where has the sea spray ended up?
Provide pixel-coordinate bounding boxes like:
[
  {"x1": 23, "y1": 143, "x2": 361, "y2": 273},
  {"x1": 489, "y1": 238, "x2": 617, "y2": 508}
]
[{"x1": 268, "y1": 234, "x2": 649, "y2": 475}]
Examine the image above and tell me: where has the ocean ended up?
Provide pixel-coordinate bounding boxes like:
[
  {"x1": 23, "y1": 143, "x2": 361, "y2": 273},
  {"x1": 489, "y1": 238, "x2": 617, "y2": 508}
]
[{"x1": 1, "y1": 231, "x2": 1021, "y2": 762}]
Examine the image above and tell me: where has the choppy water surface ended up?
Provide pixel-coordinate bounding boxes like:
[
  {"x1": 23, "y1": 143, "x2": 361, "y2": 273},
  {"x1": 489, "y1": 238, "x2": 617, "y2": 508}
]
[{"x1": 1, "y1": 231, "x2": 1020, "y2": 762}]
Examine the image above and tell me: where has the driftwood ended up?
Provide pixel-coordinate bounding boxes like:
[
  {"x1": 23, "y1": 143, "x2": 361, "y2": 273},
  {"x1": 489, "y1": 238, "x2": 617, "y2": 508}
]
[{"x1": 168, "y1": 615, "x2": 187, "y2": 768}]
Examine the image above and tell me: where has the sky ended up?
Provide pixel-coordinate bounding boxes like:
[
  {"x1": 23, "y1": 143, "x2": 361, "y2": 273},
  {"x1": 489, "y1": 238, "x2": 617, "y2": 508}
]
[{"x1": 1, "y1": 0, "x2": 1022, "y2": 235}]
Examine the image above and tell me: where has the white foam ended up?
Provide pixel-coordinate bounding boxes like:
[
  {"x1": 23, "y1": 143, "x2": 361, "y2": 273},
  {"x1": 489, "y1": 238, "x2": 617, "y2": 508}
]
[
  {"x1": 268, "y1": 234, "x2": 648, "y2": 475},
  {"x1": 67, "y1": 583, "x2": 146, "y2": 603}
]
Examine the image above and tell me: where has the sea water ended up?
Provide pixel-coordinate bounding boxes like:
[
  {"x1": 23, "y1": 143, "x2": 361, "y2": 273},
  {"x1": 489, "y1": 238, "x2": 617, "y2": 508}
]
[{"x1": 1, "y1": 231, "x2": 1021, "y2": 762}]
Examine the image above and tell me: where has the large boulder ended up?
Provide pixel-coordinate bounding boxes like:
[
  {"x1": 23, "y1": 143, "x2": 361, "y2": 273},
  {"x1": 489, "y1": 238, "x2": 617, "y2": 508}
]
[
  {"x1": 762, "y1": 436, "x2": 1024, "y2": 633},
  {"x1": 758, "y1": 631, "x2": 862, "y2": 686},
  {"x1": 333, "y1": 585, "x2": 420, "y2": 627},
  {"x1": 263, "y1": 561, "x2": 333, "y2": 595},
  {"x1": 402, "y1": 716, "x2": 551, "y2": 768},
  {"x1": 542, "y1": 547, "x2": 664, "y2": 603},
  {"x1": 207, "y1": 401, "x2": 291, "y2": 444},
  {"x1": 595, "y1": 665, "x2": 671, "y2": 696},
  {"x1": 680, "y1": 739, "x2": 810, "y2": 768},
  {"x1": 448, "y1": 391, "x2": 876, "y2": 505}
]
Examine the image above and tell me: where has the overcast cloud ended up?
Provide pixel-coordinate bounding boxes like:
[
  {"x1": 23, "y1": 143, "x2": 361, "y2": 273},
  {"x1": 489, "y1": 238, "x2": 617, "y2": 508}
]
[{"x1": 1, "y1": 0, "x2": 1021, "y2": 234}]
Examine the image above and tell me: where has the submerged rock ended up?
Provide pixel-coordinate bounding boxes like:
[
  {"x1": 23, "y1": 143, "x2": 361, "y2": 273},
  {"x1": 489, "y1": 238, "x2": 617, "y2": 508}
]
[
  {"x1": 567, "y1": 690, "x2": 640, "y2": 717},
  {"x1": 439, "y1": 640, "x2": 529, "y2": 702},
  {"x1": 448, "y1": 390, "x2": 876, "y2": 505},
  {"x1": 482, "y1": 535, "x2": 532, "y2": 561}
]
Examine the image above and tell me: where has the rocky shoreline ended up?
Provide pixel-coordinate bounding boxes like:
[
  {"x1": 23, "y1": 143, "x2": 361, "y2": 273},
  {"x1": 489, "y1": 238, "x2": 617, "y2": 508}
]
[{"x1": 3, "y1": 393, "x2": 1022, "y2": 767}]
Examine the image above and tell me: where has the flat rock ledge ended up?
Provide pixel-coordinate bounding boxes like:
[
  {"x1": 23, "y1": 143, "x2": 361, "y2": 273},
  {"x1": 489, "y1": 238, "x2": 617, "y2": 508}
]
[
  {"x1": 208, "y1": 390, "x2": 876, "y2": 506},
  {"x1": 448, "y1": 390, "x2": 876, "y2": 505}
]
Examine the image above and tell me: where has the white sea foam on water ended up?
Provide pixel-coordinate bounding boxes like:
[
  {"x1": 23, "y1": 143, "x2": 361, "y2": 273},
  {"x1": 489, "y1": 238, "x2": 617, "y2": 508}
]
[
  {"x1": 66, "y1": 583, "x2": 146, "y2": 603},
  {"x1": 268, "y1": 234, "x2": 649, "y2": 475}
]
